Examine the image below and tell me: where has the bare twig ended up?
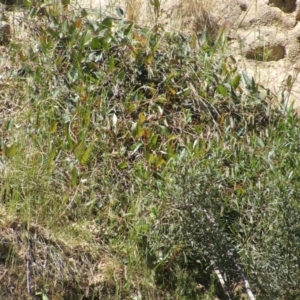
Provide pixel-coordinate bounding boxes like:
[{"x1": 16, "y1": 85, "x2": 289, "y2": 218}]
[
  {"x1": 26, "y1": 259, "x2": 31, "y2": 296},
  {"x1": 211, "y1": 259, "x2": 231, "y2": 300},
  {"x1": 203, "y1": 207, "x2": 255, "y2": 300}
]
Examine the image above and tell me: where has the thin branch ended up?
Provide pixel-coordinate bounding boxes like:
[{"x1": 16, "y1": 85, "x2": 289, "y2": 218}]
[
  {"x1": 211, "y1": 259, "x2": 231, "y2": 300},
  {"x1": 26, "y1": 259, "x2": 31, "y2": 296},
  {"x1": 202, "y1": 207, "x2": 255, "y2": 300}
]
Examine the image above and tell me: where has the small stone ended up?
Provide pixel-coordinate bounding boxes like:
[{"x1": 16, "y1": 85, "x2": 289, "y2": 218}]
[
  {"x1": 237, "y1": 0, "x2": 248, "y2": 11},
  {"x1": 0, "y1": 0, "x2": 18, "y2": 5},
  {"x1": 0, "y1": 21, "x2": 11, "y2": 44}
]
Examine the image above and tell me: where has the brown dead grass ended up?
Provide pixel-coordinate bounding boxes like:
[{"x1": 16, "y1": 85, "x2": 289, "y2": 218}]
[
  {"x1": 126, "y1": 0, "x2": 142, "y2": 22},
  {"x1": 123, "y1": 0, "x2": 218, "y2": 36},
  {"x1": 0, "y1": 213, "x2": 120, "y2": 299},
  {"x1": 170, "y1": 0, "x2": 218, "y2": 34}
]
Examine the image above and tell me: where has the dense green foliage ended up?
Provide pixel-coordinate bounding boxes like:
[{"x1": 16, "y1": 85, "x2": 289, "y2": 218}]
[{"x1": 1, "y1": 2, "x2": 300, "y2": 299}]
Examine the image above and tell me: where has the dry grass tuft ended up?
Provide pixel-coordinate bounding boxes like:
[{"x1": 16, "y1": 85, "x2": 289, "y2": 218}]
[
  {"x1": 177, "y1": 0, "x2": 217, "y2": 33},
  {"x1": 121, "y1": 0, "x2": 218, "y2": 36},
  {"x1": 159, "y1": 0, "x2": 218, "y2": 36},
  {"x1": 126, "y1": 0, "x2": 142, "y2": 22},
  {"x1": 0, "y1": 217, "x2": 120, "y2": 299}
]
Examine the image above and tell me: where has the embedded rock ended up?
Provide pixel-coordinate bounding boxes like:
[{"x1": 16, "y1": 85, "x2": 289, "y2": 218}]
[
  {"x1": 0, "y1": 21, "x2": 11, "y2": 44},
  {"x1": 267, "y1": 0, "x2": 296, "y2": 13}
]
